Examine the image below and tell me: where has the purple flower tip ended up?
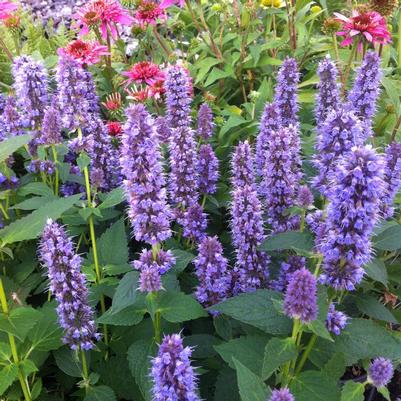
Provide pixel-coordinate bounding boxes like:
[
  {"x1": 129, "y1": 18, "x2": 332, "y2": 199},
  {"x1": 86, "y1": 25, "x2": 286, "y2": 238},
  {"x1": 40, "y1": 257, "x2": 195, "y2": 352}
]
[
  {"x1": 368, "y1": 357, "x2": 394, "y2": 388},
  {"x1": 269, "y1": 388, "x2": 295, "y2": 401}
]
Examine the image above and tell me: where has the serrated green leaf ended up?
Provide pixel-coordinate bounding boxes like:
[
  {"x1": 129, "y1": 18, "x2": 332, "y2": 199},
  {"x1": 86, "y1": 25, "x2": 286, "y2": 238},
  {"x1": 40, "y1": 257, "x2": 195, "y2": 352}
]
[
  {"x1": 290, "y1": 371, "x2": 341, "y2": 401},
  {"x1": 98, "y1": 187, "x2": 125, "y2": 209},
  {"x1": 84, "y1": 385, "x2": 116, "y2": 401},
  {"x1": 211, "y1": 290, "x2": 292, "y2": 335},
  {"x1": 0, "y1": 342, "x2": 11, "y2": 361},
  {"x1": 97, "y1": 219, "x2": 128, "y2": 266},
  {"x1": 215, "y1": 336, "x2": 267, "y2": 376},
  {"x1": 157, "y1": 291, "x2": 207, "y2": 323},
  {"x1": 341, "y1": 381, "x2": 364, "y2": 401},
  {"x1": 53, "y1": 347, "x2": 83, "y2": 377},
  {"x1": 0, "y1": 364, "x2": 18, "y2": 395},
  {"x1": 0, "y1": 134, "x2": 32, "y2": 164},
  {"x1": 0, "y1": 193, "x2": 82, "y2": 245},
  {"x1": 170, "y1": 249, "x2": 194, "y2": 273},
  {"x1": 365, "y1": 259, "x2": 388, "y2": 287},
  {"x1": 373, "y1": 225, "x2": 401, "y2": 250},
  {"x1": 233, "y1": 358, "x2": 270, "y2": 401},
  {"x1": 261, "y1": 338, "x2": 298, "y2": 380},
  {"x1": 98, "y1": 304, "x2": 146, "y2": 326},
  {"x1": 259, "y1": 231, "x2": 314, "y2": 253},
  {"x1": 355, "y1": 295, "x2": 397, "y2": 323},
  {"x1": 0, "y1": 307, "x2": 42, "y2": 341},
  {"x1": 111, "y1": 271, "x2": 139, "y2": 314}
]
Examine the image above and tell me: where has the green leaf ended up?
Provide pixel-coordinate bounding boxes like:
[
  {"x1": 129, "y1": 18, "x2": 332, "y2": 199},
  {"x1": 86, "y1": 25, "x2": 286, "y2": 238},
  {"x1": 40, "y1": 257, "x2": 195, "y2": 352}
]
[
  {"x1": 355, "y1": 295, "x2": 397, "y2": 323},
  {"x1": 0, "y1": 307, "x2": 41, "y2": 341},
  {"x1": 0, "y1": 134, "x2": 32, "y2": 164},
  {"x1": 333, "y1": 318, "x2": 401, "y2": 365},
  {"x1": 77, "y1": 153, "x2": 91, "y2": 172},
  {"x1": 364, "y1": 259, "x2": 388, "y2": 287},
  {"x1": 157, "y1": 291, "x2": 207, "y2": 323},
  {"x1": 341, "y1": 381, "x2": 365, "y2": 401},
  {"x1": 261, "y1": 338, "x2": 298, "y2": 380},
  {"x1": 127, "y1": 339, "x2": 153, "y2": 401},
  {"x1": 378, "y1": 387, "x2": 391, "y2": 401},
  {"x1": 211, "y1": 290, "x2": 292, "y2": 335},
  {"x1": 0, "y1": 342, "x2": 11, "y2": 361},
  {"x1": 18, "y1": 182, "x2": 54, "y2": 197},
  {"x1": 28, "y1": 305, "x2": 63, "y2": 351},
  {"x1": 0, "y1": 364, "x2": 18, "y2": 395},
  {"x1": 306, "y1": 286, "x2": 332, "y2": 341},
  {"x1": 184, "y1": 334, "x2": 221, "y2": 358},
  {"x1": 233, "y1": 358, "x2": 269, "y2": 401},
  {"x1": 84, "y1": 385, "x2": 116, "y2": 401},
  {"x1": 111, "y1": 271, "x2": 139, "y2": 314},
  {"x1": 97, "y1": 219, "x2": 128, "y2": 266},
  {"x1": 204, "y1": 67, "x2": 233, "y2": 87},
  {"x1": 290, "y1": 371, "x2": 341, "y2": 401},
  {"x1": 98, "y1": 187, "x2": 125, "y2": 209},
  {"x1": 259, "y1": 231, "x2": 314, "y2": 254},
  {"x1": 323, "y1": 353, "x2": 347, "y2": 381},
  {"x1": 215, "y1": 336, "x2": 267, "y2": 376},
  {"x1": 11, "y1": 196, "x2": 56, "y2": 211},
  {"x1": 0, "y1": 193, "x2": 82, "y2": 245},
  {"x1": 170, "y1": 249, "x2": 194, "y2": 273},
  {"x1": 98, "y1": 304, "x2": 146, "y2": 326},
  {"x1": 373, "y1": 224, "x2": 401, "y2": 250},
  {"x1": 19, "y1": 359, "x2": 38, "y2": 376},
  {"x1": 53, "y1": 347, "x2": 83, "y2": 377}
]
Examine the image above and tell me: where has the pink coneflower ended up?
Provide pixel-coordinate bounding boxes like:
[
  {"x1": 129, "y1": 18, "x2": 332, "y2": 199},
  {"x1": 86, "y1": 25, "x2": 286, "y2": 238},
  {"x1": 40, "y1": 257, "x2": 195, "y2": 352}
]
[
  {"x1": 149, "y1": 79, "x2": 166, "y2": 99},
  {"x1": 58, "y1": 39, "x2": 109, "y2": 66},
  {"x1": 126, "y1": 88, "x2": 150, "y2": 102},
  {"x1": 0, "y1": 1, "x2": 18, "y2": 20},
  {"x1": 107, "y1": 121, "x2": 123, "y2": 136},
  {"x1": 74, "y1": 0, "x2": 134, "y2": 40},
  {"x1": 102, "y1": 92, "x2": 122, "y2": 111},
  {"x1": 123, "y1": 61, "x2": 165, "y2": 86},
  {"x1": 334, "y1": 10, "x2": 391, "y2": 49},
  {"x1": 133, "y1": 0, "x2": 167, "y2": 27}
]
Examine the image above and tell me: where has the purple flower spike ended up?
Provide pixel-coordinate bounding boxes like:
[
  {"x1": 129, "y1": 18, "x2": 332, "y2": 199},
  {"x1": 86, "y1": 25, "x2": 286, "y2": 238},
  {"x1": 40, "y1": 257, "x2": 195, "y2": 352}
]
[
  {"x1": 271, "y1": 256, "x2": 305, "y2": 293},
  {"x1": 56, "y1": 55, "x2": 99, "y2": 131},
  {"x1": 12, "y1": 55, "x2": 48, "y2": 129},
  {"x1": 312, "y1": 106, "x2": 363, "y2": 196},
  {"x1": 269, "y1": 388, "x2": 295, "y2": 401},
  {"x1": 198, "y1": 144, "x2": 219, "y2": 195},
  {"x1": 297, "y1": 185, "x2": 314, "y2": 208},
  {"x1": 194, "y1": 236, "x2": 231, "y2": 310},
  {"x1": 255, "y1": 102, "x2": 281, "y2": 176},
  {"x1": 120, "y1": 104, "x2": 172, "y2": 245},
  {"x1": 315, "y1": 55, "x2": 340, "y2": 127},
  {"x1": 381, "y1": 142, "x2": 401, "y2": 219},
  {"x1": 261, "y1": 126, "x2": 300, "y2": 233},
  {"x1": 0, "y1": 96, "x2": 25, "y2": 138},
  {"x1": 168, "y1": 126, "x2": 199, "y2": 210},
  {"x1": 138, "y1": 266, "x2": 162, "y2": 293},
  {"x1": 133, "y1": 248, "x2": 175, "y2": 276},
  {"x1": 231, "y1": 140, "x2": 256, "y2": 188},
  {"x1": 39, "y1": 219, "x2": 99, "y2": 350},
  {"x1": 164, "y1": 65, "x2": 193, "y2": 129},
  {"x1": 274, "y1": 57, "x2": 300, "y2": 128},
  {"x1": 151, "y1": 333, "x2": 200, "y2": 401},
  {"x1": 320, "y1": 145, "x2": 385, "y2": 291},
  {"x1": 197, "y1": 103, "x2": 214, "y2": 140},
  {"x1": 181, "y1": 203, "x2": 208, "y2": 242},
  {"x1": 155, "y1": 116, "x2": 171, "y2": 144},
  {"x1": 231, "y1": 184, "x2": 269, "y2": 294},
  {"x1": 368, "y1": 358, "x2": 394, "y2": 388},
  {"x1": 348, "y1": 51, "x2": 381, "y2": 138},
  {"x1": 284, "y1": 267, "x2": 318, "y2": 323},
  {"x1": 41, "y1": 98, "x2": 62, "y2": 145},
  {"x1": 325, "y1": 303, "x2": 348, "y2": 335}
]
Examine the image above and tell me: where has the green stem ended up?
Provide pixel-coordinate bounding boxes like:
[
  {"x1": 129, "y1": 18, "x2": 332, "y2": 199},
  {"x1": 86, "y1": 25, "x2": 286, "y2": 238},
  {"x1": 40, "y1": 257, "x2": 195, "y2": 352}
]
[
  {"x1": 282, "y1": 318, "x2": 301, "y2": 384},
  {"x1": 80, "y1": 349, "x2": 89, "y2": 385},
  {"x1": 294, "y1": 334, "x2": 317, "y2": 375},
  {"x1": 201, "y1": 195, "x2": 207, "y2": 208},
  {"x1": 300, "y1": 209, "x2": 306, "y2": 233},
  {"x1": 0, "y1": 202, "x2": 9, "y2": 220},
  {"x1": 0, "y1": 278, "x2": 32, "y2": 401},
  {"x1": 51, "y1": 145, "x2": 59, "y2": 196},
  {"x1": 314, "y1": 255, "x2": 323, "y2": 277},
  {"x1": 342, "y1": 42, "x2": 357, "y2": 96},
  {"x1": 154, "y1": 311, "x2": 161, "y2": 344},
  {"x1": 398, "y1": 10, "x2": 401, "y2": 67}
]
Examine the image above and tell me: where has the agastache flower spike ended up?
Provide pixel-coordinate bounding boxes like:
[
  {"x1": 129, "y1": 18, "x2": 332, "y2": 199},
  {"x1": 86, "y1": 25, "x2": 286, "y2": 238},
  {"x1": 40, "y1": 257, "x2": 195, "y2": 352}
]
[
  {"x1": 12, "y1": 55, "x2": 49, "y2": 129},
  {"x1": 230, "y1": 143, "x2": 269, "y2": 293},
  {"x1": 56, "y1": 55, "x2": 100, "y2": 131},
  {"x1": 381, "y1": 142, "x2": 401, "y2": 219},
  {"x1": 151, "y1": 333, "x2": 200, "y2": 401},
  {"x1": 284, "y1": 267, "x2": 318, "y2": 323},
  {"x1": 164, "y1": 65, "x2": 193, "y2": 129},
  {"x1": 347, "y1": 51, "x2": 381, "y2": 138},
  {"x1": 274, "y1": 57, "x2": 299, "y2": 127},
  {"x1": 261, "y1": 126, "x2": 300, "y2": 233},
  {"x1": 181, "y1": 204, "x2": 207, "y2": 242},
  {"x1": 312, "y1": 106, "x2": 363, "y2": 196},
  {"x1": 168, "y1": 126, "x2": 199, "y2": 211},
  {"x1": 368, "y1": 358, "x2": 394, "y2": 388},
  {"x1": 0, "y1": 96, "x2": 25, "y2": 138},
  {"x1": 39, "y1": 219, "x2": 99, "y2": 350},
  {"x1": 194, "y1": 236, "x2": 231, "y2": 310},
  {"x1": 197, "y1": 103, "x2": 214, "y2": 140},
  {"x1": 325, "y1": 303, "x2": 348, "y2": 335},
  {"x1": 320, "y1": 145, "x2": 385, "y2": 291},
  {"x1": 197, "y1": 144, "x2": 219, "y2": 195},
  {"x1": 271, "y1": 256, "x2": 306, "y2": 292},
  {"x1": 255, "y1": 102, "x2": 281, "y2": 176},
  {"x1": 120, "y1": 104, "x2": 172, "y2": 244},
  {"x1": 315, "y1": 55, "x2": 340, "y2": 127},
  {"x1": 268, "y1": 388, "x2": 295, "y2": 401},
  {"x1": 41, "y1": 98, "x2": 62, "y2": 145},
  {"x1": 231, "y1": 140, "x2": 256, "y2": 188}
]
